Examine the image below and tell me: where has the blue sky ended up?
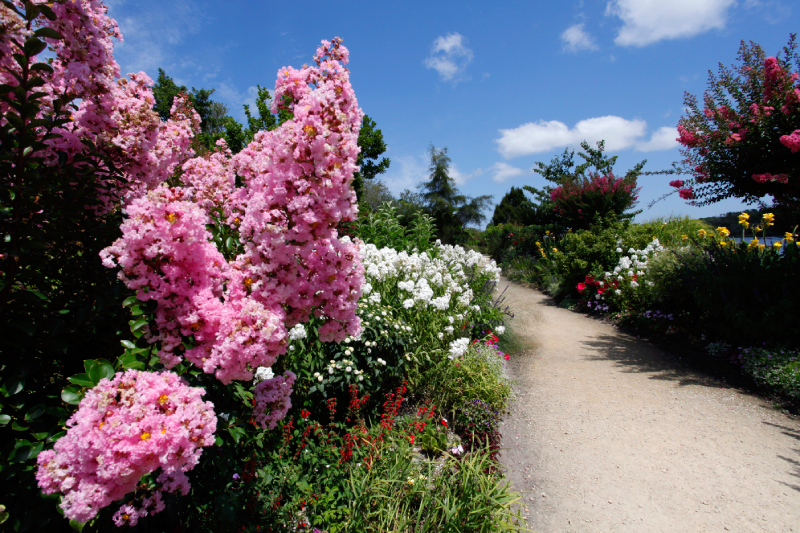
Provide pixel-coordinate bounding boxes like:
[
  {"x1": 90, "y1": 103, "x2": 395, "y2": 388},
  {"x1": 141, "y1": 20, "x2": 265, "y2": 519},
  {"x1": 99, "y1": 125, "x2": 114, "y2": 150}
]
[{"x1": 106, "y1": 0, "x2": 797, "y2": 223}]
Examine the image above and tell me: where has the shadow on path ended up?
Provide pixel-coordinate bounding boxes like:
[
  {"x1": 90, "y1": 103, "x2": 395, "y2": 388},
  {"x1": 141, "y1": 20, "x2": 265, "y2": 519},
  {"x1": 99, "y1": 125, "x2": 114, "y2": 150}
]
[{"x1": 580, "y1": 332, "x2": 729, "y2": 389}]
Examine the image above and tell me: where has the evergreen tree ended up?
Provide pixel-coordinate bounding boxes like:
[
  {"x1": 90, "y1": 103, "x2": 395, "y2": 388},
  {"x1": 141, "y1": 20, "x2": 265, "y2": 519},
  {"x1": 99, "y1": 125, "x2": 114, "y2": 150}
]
[{"x1": 419, "y1": 145, "x2": 492, "y2": 243}]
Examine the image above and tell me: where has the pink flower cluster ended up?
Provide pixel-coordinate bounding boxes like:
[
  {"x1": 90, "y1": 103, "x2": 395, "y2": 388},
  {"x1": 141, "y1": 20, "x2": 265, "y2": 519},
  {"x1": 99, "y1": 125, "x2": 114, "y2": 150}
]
[
  {"x1": 752, "y1": 173, "x2": 789, "y2": 184},
  {"x1": 780, "y1": 129, "x2": 800, "y2": 153},
  {"x1": 0, "y1": 1, "x2": 199, "y2": 214},
  {"x1": 549, "y1": 172, "x2": 639, "y2": 219},
  {"x1": 253, "y1": 371, "x2": 297, "y2": 430},
  {"x1": 35, "y1": 370, "x2": 216, "y2": 525},
  {"x1": 102, "y1": 38, "x2": 365, "y2": 385}
]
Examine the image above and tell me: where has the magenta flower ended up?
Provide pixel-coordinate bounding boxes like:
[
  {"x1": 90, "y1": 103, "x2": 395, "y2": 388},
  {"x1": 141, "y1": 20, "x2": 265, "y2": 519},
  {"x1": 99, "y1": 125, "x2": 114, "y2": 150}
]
[{"x1": 669, "y1": 180, "x2": 685, "y2": 188}]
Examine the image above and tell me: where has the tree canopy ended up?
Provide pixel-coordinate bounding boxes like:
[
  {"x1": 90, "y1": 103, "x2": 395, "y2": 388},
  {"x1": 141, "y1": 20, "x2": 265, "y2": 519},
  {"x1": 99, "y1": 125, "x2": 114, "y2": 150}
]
[{"x1": 419, "y1": 145, "x2": 492, "y2": 243}]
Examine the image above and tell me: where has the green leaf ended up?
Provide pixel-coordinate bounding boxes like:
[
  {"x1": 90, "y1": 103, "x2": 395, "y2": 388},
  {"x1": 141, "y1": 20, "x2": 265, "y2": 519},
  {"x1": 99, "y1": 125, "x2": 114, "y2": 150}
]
[
  {"x1": 88, "y1": 360, "x2": 114, "y2": 384},
  {"x1": 30, "y1": 62, "x2": 54, "y2": 74},
  {"x1": 69, "y1": 519, "x2": 86, "y2": 532},
  {"x1": 11, "y1": 421, "x2": 28, "y2": 431},
  {"x1": 67, "y1": 373, "x2": 95, "y2": 388},
  {"x1": 61, "y1": 385, "x2": 83, "y2": 405},
  {"x1": 130, "y1": 318, "x2": 149, "y2": 332},
  {"x1": 1, "y1": 376, "x2": 24, "y2": 396},
  {"x1": 23, "y1": 37, "x2": 47, "y2": 57},
  {"x1": 122, "y1": 295, "x2": 139, "y2": 308},
  {"x1": 0, "y1": 415, "x2": 10, "y2": 426},
  {"x1": 47, "y1": 431, "x2": 66, "y2": 443},
  {"x1": 33, "y1": 27, "x2": 63, "y2": 40},
  {"x1": 25, "y1": 403, "x2": 45, "y2": 421},
  {"x1": 120, "y1": 340, "x2": 136, "y2": 350}
]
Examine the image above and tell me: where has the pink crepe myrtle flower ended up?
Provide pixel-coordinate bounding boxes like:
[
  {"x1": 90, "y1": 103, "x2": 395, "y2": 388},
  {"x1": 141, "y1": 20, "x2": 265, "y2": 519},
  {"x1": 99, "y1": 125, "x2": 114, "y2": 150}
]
[
  {"x1": 678, "y1": 188, "x2": 695, "y2": 200},
  {"x1": 669, "y1": 180, "x2": 685, "y2": 188},
  {"x1": 752, "y1": 173, "x2": 789, "y2": 184},
  {"x1": 102, "y1": 38, "x2": 366, "y2": 385},
  {"x1": 36, "y1": 370, "x2": 216, "y2": 525},
  {"x1": 780, "y1": 129, "x2": 800, "y2": 153},
  {"x1": 253, "y1": 371, "x2": 297, "y2": 430}
]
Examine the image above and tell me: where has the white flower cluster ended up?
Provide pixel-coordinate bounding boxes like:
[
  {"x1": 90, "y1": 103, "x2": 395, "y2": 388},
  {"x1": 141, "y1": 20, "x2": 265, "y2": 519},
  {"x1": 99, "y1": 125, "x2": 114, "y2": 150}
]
[
  {"x1": 360, "y1": 242, "x2": 499, "y2": 314},
  {"x1": 288, "y1": 323, "x2": 307, "y2": 341},
  {"x1": 611, "y1": 238, "x2": 664, "y2": 288},
  {"x1": 495, "y1": 325, "x2": 506, "y2": 335},
  {"x1": 325, "y1": 358, "x2": 366, "y2": 381},
  {"x1": 253, "y1": 366, "x2": 274, "y2": 384},
  {"x1": 448, "y1": 337, "x2": 470, "y2": 359}
]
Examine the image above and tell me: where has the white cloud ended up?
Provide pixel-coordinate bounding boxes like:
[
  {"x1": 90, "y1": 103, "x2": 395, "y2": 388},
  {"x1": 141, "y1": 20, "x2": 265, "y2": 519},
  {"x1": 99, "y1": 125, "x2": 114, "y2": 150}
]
[
  {"x1": 108, "y1": 0, "x2": 208, "y2": 76},
  {"x1": 561, "y1": 23, "x2": 599, "y2": 53},
  {"x1": 606, "y1": 0, "x2": 736, "y2": 47},
  {"x1": 216, "y1": 82, "x2": 259, "y2": 122},
  {"x1": 382, "y1": 155, "x2": 428, "y2": 195},
  {"x1": 424, "y1": 33, "x2": 473, "y2": 82},
  {"x1": 635, "y1": 126, "x2": 679, "y2": 151},
  {"x1": 491, "y1": 162, "x2": 529, "y2": 183},
  {"x1": 450, "y1": 165, "x2": 484, "y2": 185},
  {"x1": 496, "y1": 116, "x2": 648, "y2": 158}
]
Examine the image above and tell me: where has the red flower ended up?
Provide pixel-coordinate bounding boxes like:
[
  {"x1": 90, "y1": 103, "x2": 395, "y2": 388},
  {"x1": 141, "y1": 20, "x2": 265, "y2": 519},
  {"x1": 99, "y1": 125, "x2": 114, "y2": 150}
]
[
  {"x1": 585, "y1": 275, "x2": 595, "y2": 285},
  {"x1": 504, "y1": 354, "x2": 510, "y2": 360},
  {"x1": 597, "y1": 286, "x2": 606, "y2": 295},
  {"x1": 669, "y1": 180, "x2": 685, "y2": 188},
  {"x1": 441, "y1": 419, "x2": 448, "y2": 427},
  {"x1": 577, "y1": 282, "x2": 587, "y2": 292}
]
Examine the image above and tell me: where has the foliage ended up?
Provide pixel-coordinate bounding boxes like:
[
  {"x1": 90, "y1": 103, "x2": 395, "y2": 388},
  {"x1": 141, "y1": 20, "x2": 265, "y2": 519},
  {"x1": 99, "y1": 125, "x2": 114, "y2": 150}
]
[
  {"x1": 647, "y1": 220, "x2": 800, "y2": 347},
  {"x1": 345, "y1": 438, "x2": 524, "y2": 533},
  {"x1": 352, "y1": 203, "x2": 437, "y2": 253},
  {"x1": 489, "y1": 187, "x2": 536, "y2": 226},
  {"x1": 527, "y1": 141, "x2": 644, "y2": 230},
  {"x1": 358, "y1": 178, "x2": 395, "y2": 212},
  {"x1": 419, "y1": 145, "x2": 493, "y2": 244},
  {"x1": 676, "y1": 35, "x2": 800, "y2": 208},
  {"x1": 352, "y1": 115, "x2": 391, "y2": 199},
  {"x1": 413, "y1": 340, "x2": 512, "y2": 425},
  {"x1": 736, "y1": 346, "x2": 800, "y2": 400}
]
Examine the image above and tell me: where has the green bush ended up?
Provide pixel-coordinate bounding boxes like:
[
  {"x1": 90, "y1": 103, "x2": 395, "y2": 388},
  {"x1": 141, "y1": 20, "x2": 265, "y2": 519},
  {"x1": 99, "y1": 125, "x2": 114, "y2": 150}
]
[{"x1": 345, "y1": 438, "x2": 524, "y2": 532}]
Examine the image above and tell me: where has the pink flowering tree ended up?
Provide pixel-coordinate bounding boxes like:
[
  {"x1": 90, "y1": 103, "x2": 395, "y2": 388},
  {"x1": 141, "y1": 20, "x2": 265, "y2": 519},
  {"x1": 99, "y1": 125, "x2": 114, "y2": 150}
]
[
  {"x1": 2, "y1": 1, "x2": 364, "y2": 528},
  {"x1": 675, "y1": 35, "x2": 800, "y2": 208},
  {"x1": 530, "y1": 141, "x2": 642, "y2": 230}
]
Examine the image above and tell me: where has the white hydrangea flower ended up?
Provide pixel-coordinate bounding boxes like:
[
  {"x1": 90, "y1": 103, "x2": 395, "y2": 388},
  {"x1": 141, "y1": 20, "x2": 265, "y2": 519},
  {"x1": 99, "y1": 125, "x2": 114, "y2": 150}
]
[
  {"x1": 495, "y1": 325, "x2": 506, "y2": 335},
  {"x1": 630, "y1": 281, "x2": 639, "y2": 288}
]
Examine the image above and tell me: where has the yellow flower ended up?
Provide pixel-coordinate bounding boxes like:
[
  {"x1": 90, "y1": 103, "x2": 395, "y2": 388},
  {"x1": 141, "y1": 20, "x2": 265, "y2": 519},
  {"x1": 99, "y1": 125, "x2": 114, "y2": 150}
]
[
  {"x1": 718, "y1": 241, "x2": 728, "y2": 247},
  {"x1": 661, "y1": 223, "x2": 666, "y2": 228},
  {"x1": 738, "y1": 213, "x2": 750, "y2": 228},
  {"x1": 140, "y1": 432, "x2": 151, "y2": 441},
  {"x1": 773, "y1": 241, "x2": 782, "y2": 249},
  {"x1": 785, "y1": 232, "x2": 795, "y2": 243},
  {"x1": 697, "y1": 229, "x2": 708, "y2": 238},
  {"x1": 758, "y1": 244, "x2": 766, "y2": 251},
  {"x1": 753, "y1": 226, "x2": 762, "y2": 233},
  {"x1": 748, "y1": 237, "x2": 759, "y2": 249},
  {"x1": 535, "y1": 241, "x2": 541, "y2": 246},
  {"x1": 545, "y1": 230, "x2": 551, "y2": 235},
  {"x1": 681, "y1": 234, "x2": 688, "y2": 242},
  {"x1": 716, "y1": 227, "x2": 730, "y2": 237},
  {"x1": 762, "y1": 213, "x2": 775, "y2": 227},
  {"x1": 552, "y1": 248, "x2": 558, "y2": 253},
  {"x1": 164, "y1": 213, "x2": 177, "y2": 224}
]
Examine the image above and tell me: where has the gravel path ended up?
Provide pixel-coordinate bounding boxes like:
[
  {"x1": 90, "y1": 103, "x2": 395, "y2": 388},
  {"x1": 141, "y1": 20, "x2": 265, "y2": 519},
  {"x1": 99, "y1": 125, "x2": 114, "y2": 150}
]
[{"x1": 497, "y1": 276, "x2": 800, "y2": 532}]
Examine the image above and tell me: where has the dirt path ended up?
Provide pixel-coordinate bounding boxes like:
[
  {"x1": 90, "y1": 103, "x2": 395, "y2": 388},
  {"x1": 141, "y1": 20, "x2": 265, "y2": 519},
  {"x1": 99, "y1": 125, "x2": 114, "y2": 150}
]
[{"x1": 497, "y1": 276, "x2": 800, "y2": 533}]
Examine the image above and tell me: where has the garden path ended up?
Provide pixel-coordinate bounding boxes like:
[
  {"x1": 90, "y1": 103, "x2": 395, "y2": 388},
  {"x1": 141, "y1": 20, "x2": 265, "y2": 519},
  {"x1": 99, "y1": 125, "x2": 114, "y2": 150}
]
[{"x1": 497, "y1": 275, "x2": 800, "y2": 533}]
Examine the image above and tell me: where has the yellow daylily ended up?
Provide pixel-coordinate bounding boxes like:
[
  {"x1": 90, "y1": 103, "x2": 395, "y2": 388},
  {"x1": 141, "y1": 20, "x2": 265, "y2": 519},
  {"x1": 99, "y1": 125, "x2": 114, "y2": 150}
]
[
  {"x1": 762, "y1": 213, "x2": 775, "y2": 227},
  {"x1": 785, "y1": 232, "x2": 795, "y2": 243},
  {"x1": 716, "y1": 227, "x2": 730, "y2": 237},
  {"x1": 773, "y1": 241, "x2": 783, "y2": 249},
  {"x1": 697, "y1": 229, "x2": 708, "y2": 238},
  {"x1": 738, "y1": 213, "x2": 750, "y2": 228},
  {"x1": 748, "y1": 237, "x2": 760, "y2": 249}
]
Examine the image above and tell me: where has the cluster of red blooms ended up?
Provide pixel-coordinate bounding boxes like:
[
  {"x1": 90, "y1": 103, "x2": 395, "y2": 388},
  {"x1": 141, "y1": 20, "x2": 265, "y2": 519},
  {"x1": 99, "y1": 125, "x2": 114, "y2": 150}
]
[{"x1": 576, "y1": 274, "x2": 623, "y2": 298}]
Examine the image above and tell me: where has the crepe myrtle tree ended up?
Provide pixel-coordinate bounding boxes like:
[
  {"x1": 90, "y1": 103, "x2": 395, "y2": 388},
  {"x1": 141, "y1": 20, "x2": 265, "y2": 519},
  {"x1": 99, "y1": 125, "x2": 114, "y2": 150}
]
[{"x1": 675, "y1": 35, "x2": 800, "y2": 208}]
